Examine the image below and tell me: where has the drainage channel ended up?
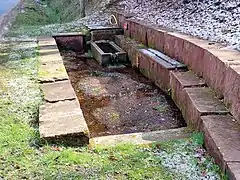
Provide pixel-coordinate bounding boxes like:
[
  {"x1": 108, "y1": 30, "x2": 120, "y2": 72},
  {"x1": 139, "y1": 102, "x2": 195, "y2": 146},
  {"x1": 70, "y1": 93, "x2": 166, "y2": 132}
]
[{"x1": 61, "y1": 51, "x2": 186, "y2": 138}]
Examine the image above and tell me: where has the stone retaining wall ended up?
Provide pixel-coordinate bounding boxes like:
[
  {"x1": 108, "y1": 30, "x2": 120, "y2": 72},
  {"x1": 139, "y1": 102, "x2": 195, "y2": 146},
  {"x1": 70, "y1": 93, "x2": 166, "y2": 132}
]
[
  {"x1": 113, "y1": 11, "x2": 240, "y2": 122},
  {"x1": 113, "y1": 11, "x2": 240, "y2": 180}
]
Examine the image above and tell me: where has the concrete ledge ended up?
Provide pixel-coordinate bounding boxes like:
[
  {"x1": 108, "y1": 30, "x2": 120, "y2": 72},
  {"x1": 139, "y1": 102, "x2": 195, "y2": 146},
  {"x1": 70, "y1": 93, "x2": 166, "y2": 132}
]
[{"x1": 90, "y1": 127, "x2": 190, "y2": 146}]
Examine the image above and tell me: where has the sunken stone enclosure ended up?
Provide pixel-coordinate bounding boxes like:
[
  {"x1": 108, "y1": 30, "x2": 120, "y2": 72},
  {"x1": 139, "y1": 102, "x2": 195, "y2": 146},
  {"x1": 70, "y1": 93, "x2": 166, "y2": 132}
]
[{"x1": 37, "y1": 11, "x2": 240, "y2": 180}]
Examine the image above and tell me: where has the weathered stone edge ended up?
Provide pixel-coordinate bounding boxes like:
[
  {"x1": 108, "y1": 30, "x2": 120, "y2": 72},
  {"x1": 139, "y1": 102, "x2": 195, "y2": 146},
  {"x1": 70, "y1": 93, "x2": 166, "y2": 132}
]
[{"x1": 38, "y1": 37, "x2": 90, "y2": 146}]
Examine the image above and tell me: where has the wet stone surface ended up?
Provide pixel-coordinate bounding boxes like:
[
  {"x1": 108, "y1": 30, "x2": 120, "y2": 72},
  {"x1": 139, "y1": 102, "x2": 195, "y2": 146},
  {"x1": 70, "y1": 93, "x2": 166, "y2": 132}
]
[{"x1": 63, "y1": 52, "x2": 185, "y2": 137}]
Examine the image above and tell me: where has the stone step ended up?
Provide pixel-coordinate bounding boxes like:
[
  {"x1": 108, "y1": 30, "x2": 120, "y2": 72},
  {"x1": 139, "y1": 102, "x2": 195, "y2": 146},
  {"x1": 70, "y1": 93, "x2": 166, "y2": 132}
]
[
  {"x1": 183, "y1": 87, "x2": 229, "y2": 128},
  {"x1": 39, "y1": 100, "x2": 89, "y2": 146},
  {"x1": 170, "y1": 71, "x2": 206, "y2": 110},
  {"x1": 90, "y1": 127, "x2": 190, "y2": 146},
  {"x1": 200, "y1": 115, "x2": 240, "y2": 180},
  {"x1": 170, "y1": 70, "x2": 228, "y2": 128}
]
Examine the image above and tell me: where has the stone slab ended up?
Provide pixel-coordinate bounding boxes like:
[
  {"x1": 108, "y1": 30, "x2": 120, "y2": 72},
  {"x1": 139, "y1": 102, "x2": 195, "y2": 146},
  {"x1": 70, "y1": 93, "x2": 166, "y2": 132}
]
[
  {"x1": 39, "y1": 99, "x2": 82, "y2": 119},
  {"x1": 200, "y1": 115, "x2": 240, "y2": 170},
  {"x1": 90, "y1": 127, "x2": 190, "y2": 146},
  {"x1": 227, "y1": 162, "x2": 240, "y2": 180},
  {"x1": 52, "y1": 32, "x2": 85, "y2": 37},
  {"x1": 170, "y1": 71, "x2": 206, "y2": 111},
  {"x1": 38, "y1": 61, "x2": 69, "y2": 83},
  {"x1": 183, "y1": 87, "x2": 229, "y2": 128},
  {"x1": 138, "y1": 48, "x2": 186, "y2": 92},
  {"x1": 41, "y1": 80, "x2": 76, "y2": 102},
  {"x1": 39, "y1": 100, "x2": 89, "y2": 146},
  {"x1": 38, "y1": 37, "x2": 57, "y2": 47}
]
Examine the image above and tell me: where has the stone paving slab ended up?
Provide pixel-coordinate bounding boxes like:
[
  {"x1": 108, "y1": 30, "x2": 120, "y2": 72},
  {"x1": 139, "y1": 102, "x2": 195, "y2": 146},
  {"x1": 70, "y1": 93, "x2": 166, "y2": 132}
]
[
  {"x1": 170, "y1": 71, "x2": 206, "y2": 111},
  {"x1": 41, "y1": 80, "x2": 76, "y2": 102},
  {"x1": 200, "y1": 115, "x2": 240, "y2": 171},
  {"x1": 91, "y1": 127, "x2": 190, "y2": 146},
  {"x1": 38, "y1": 61, "x2": 69, "y2": 83},
  {"x1": 183, "y1": 87, "x2": 228, "y2": 128},
  {"x1": 227, "y1": 162, "x2": 240, "y2": 180},
  {"x1": 40, "y1": 100, "x2": 83, "y2": 119},
  {"x1": 39, "y1": 100, "x2": 89, "y2": 146}
]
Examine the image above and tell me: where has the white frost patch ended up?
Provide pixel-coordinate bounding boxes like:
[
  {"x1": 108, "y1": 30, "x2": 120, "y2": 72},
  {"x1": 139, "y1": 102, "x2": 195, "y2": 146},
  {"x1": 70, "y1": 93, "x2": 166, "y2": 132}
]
[{"x1": 153, "y1": 141, "x2": 221, "y2": 180}]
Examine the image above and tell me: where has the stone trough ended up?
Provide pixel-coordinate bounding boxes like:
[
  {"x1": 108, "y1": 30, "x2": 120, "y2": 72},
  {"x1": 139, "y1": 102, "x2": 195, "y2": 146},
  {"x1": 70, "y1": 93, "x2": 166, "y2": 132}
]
[{"x1": 91, "y1": 40, "x2": 127, "y2": 66}]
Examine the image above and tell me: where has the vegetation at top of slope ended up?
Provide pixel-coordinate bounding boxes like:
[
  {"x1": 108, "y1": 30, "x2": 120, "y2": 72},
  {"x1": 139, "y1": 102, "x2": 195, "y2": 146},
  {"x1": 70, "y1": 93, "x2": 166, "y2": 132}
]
[{"x1": 9, "y1": 0, "x2": 86, "y2": 36}]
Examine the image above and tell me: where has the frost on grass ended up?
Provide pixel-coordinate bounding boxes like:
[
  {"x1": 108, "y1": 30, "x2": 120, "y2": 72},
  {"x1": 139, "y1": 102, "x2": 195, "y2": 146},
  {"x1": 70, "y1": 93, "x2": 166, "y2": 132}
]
[
  {"x1": 0, "y1": 41, "x2": 42, "y2": 123},
  {"x1": 151, "y1": 135, "x2": 222, "y2": 180}
]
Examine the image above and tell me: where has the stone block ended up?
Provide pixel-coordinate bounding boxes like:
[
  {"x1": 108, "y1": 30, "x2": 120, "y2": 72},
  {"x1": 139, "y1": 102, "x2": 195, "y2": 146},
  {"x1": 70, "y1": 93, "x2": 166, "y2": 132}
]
[
  {"x1": 202, "y1": 47, "x2": 240, "y2": 98},
  {"x1": 39, "y1": 100, "x2": 89, "y2": 146},
  {"x1": 54, "y1": 35, "x2": 85, "y2": 54},
  {"x1": 147, "y1": 25, "x2": 166, "y2": 52},
  {"x1": 182, "y1": 39, "x2": 205, "y2": 76},
  {"x1": 183, "y1": 87, "x2": 228, "y2": 128},
  {"x1": 200, "y1": 115, "x2": 240, "y2": 170},
  {"x1": 91, "y1": 29, "x2": 123, "y2": 41},
  {"x1": 41, "y1": 80, "x2": 76, "y2": 102},
  {"x1": 170, "y1": 71, "x2": 206, "y2": 110},
  {"x1": 224, "y1": 65, "x2": 240, "y2": 121},
  {"x1": 163, "y1": 33, "x2": 186, "y2": 64},
  {"x1": 138, "y1": 48, "x2": 186, "y2": 92},
  {"x1": 227, "y1": 162, "x2": 240, "y2": 180}
]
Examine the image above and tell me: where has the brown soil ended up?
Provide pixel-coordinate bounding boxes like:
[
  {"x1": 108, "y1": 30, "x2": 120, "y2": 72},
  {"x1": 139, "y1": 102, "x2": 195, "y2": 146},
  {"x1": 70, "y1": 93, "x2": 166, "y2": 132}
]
[{"x1": 63, "y1": 52, "x2": 186, "y2": 137}]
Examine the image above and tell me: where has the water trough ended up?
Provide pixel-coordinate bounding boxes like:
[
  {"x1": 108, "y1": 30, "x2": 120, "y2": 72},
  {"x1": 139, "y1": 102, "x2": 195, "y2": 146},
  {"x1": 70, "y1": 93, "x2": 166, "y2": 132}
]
[{"x1": 91, "y1": 40, "x2": 127, "y2": 66}]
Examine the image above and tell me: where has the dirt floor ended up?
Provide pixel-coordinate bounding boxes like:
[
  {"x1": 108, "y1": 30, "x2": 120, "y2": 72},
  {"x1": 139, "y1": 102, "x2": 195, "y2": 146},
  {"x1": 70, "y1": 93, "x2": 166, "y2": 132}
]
[{"x1": 62, "y1": 52, "x2": 186, "y2": 137}]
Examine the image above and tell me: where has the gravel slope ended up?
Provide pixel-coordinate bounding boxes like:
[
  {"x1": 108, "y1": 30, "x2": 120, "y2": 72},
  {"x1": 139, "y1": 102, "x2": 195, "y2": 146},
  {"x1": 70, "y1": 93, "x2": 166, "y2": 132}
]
[{"x1": 114, "y1": 0, "x2": 240, "y2": 51}]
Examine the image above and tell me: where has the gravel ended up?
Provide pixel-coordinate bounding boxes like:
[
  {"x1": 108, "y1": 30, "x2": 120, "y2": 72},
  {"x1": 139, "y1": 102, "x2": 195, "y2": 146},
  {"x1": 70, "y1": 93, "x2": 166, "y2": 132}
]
[{"x1": 114, "y1": 0, "x2": 240, "y2": 51}]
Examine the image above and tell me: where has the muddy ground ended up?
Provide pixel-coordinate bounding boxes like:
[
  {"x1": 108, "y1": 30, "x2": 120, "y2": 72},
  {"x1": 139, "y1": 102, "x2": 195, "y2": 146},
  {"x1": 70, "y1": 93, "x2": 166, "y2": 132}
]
[{"x1": 63, "y1": 52, "x2": 186, "y2": 137}]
